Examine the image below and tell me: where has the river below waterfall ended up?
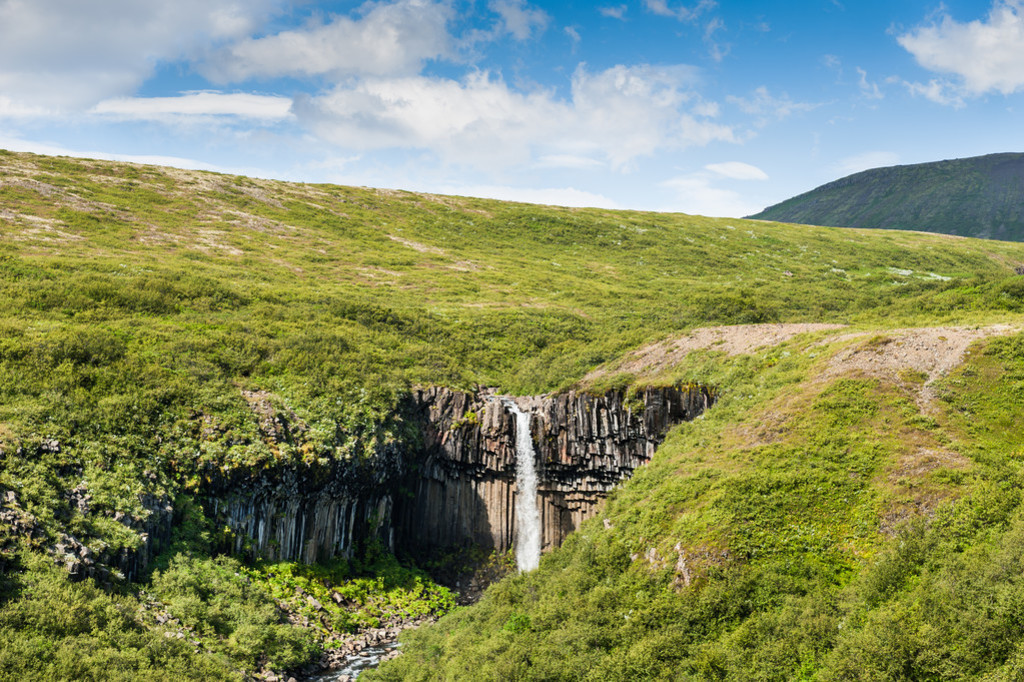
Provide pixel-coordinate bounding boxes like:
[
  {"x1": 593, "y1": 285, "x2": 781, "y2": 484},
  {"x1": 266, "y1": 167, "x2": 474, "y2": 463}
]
[{"x1": 306, "y1": 642, "x2": 400, "y2": 681}]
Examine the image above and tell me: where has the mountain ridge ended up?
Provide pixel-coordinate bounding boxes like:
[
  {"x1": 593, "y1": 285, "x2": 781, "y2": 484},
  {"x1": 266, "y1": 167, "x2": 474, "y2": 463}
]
[{"x1": 749, "y1": 152, "x2": 1024, "y2": 241}]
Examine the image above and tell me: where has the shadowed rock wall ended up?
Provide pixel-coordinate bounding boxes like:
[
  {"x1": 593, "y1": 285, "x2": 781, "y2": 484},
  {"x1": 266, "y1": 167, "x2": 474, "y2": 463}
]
[
  {"x1": 394, "y1": 385, "x2": 716, "y2": 557},
  {"x1": 207, "y1": 447, "x2": 404, "y2": 564},
  {"x1": 209, "y1": 384, "x2": 714, "y2": 564}
]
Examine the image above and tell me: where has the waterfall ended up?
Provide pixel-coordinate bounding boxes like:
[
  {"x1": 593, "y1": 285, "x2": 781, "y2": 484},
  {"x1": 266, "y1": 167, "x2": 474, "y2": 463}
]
[{"x1": 502, "y1": 398, "x2": 542, "y2": 572}]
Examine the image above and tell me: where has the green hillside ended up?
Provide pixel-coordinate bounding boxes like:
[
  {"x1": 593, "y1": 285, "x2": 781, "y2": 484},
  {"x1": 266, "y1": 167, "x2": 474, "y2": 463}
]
[
  {"x1": 2, "y1": 150, "x2": 1024, "y2": 680},
  {"x1": 749, "y1": 152, "x2": 1024, "y2": 242}
]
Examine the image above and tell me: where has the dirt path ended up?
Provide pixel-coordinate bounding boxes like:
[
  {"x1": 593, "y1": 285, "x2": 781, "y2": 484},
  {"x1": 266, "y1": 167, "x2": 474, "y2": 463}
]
[
  {"x1": 817, "y1": 324, "x2": 1020, "y2": 411},
  {"x1": 583, "y1": 323, "x2": 846, "y2": 383},
  {"x1": 583, "y1": 323, "x2": 1020, "y2": 413}
]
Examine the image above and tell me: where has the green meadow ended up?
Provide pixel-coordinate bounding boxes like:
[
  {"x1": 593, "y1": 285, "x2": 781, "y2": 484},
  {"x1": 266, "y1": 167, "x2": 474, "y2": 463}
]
[{"x1": 2, "y1": 150, "x2": 1024, "y2": 680}]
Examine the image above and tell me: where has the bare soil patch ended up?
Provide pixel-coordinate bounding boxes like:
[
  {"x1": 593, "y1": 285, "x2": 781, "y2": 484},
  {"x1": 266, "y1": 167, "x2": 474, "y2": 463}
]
[
  {"x1": 819, "y1": 325, "x2": 1016, "y2": 383},
  {"x1": 818, "y1": 324, "x2": 1019, "y2": 410},
  {"x1": 583, "y1": 323, "x2": 846, "y2": 383},
  {"x1": 387, "y1": 234, "x2": 445, "y2": 255}
]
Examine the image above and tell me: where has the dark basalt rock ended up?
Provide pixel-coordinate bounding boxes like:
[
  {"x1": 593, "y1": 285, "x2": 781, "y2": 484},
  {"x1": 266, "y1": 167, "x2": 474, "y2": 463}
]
[
  {"x1": 394, "y1": 385, "x2": 716, "y2": 556},
  {"x1": 200, "y1": 384, "x2": 716, "y2": 565},
  {"x1": 29, "y1": 384, "x2": 715, "y2": 579}
]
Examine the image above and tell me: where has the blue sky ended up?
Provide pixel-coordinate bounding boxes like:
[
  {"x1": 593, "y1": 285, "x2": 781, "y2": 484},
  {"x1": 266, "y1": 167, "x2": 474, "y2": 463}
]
[{"x1": 2, "y1": 0, "x2": 1023, "y2": 216}]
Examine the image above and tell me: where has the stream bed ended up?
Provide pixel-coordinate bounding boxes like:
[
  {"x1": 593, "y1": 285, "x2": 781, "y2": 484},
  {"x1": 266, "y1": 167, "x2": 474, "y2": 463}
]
[{"x1": 307, "y1": 642, "x2": 400, "y2": 681}]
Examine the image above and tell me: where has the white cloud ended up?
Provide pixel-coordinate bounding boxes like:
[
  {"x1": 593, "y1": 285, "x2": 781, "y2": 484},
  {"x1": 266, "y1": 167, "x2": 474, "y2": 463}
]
[
  {"x1": 660, "y1": 172, "x2": 765, "y2": 218},
  {"x1": 704, "y1": 17, "x2": 729, "y2": 62},
  {"x1": 0, "y1": 0, "x2": 278, "y2": 109},
  {"x1": 570, "y1": 64, "x2": 732, "y2": 168},
  {"x1": 294, "y1": 71, "x2": 565, "y2": 168},
  {"x1": 727, "y1": 86, "x2": 817, "y2": 126},
  {"x1": 644, "y1": 0, "x2": 716, "y2": 22},
  {"x1": 898, "y1": 0, "x2": 1024, "y2": 97},
  {"x1": 599, "y1": 5, "x2": 627, "y2": 19},
  {"x1": 898, "y1": 78, "x2": 965, "y2": 107},
  {"x1": 705, "y1": 161, "x2": 768, "y2": 180},
  {"x1": 565, "y1": 26, "x2": 582, "y2": 49},
  {"x1": 0, "y1": 96, "x2": 53, "y2": 118},
  {"x1": 536, "y1": 154, "x2": 603, "y2": 170},
  {"x1": 0, "y1": 135, "x2": 226, "y2": 171},
  {"x1": 437, "y1": 184, "x2": 619, "y2": 208},
  {"x1": 204, "y1": 0, "x2": 452, "y2": 82},
  {"x1": 834, "y1": 151, "x2": 900, "y2": 176},
  {"x1": 856, "y1": 67, "x2": 883, "y2": 100},
  {"x1": 91, "y1": 92, "x2": 293, "y2": 121},
  {"x1": 489, "y1": 0, "x2": 549, "y2": 40},
  {"x1": 294, "y1": 64, "x2": 736, "y2": 172}
]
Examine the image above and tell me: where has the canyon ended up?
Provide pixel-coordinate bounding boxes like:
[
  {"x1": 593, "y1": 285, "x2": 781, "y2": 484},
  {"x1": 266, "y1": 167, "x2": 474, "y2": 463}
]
[{"x1": 209, "y1": 384, "x2": 716, "y2": 567}]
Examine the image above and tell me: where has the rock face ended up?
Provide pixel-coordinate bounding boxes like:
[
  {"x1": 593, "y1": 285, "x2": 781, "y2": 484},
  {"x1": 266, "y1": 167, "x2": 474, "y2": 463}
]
[
  {"x1": 210, "y1": 384, "x2": 715, "y2": 564},
  {"x1": 215, "y1": 472, "x2": 396, "y2": 565},
  {"x1": 207, "y1": 447, "x2": 405, "y2": 564},
  {"x1": 394, "y1": 385, "x2": 716, "y2": 556}
]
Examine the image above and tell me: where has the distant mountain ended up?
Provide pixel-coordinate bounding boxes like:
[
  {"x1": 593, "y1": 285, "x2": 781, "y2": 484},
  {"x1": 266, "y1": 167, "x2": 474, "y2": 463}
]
[{"x1": 749, "y1": 152, "x2": 1024, "y2": 242}]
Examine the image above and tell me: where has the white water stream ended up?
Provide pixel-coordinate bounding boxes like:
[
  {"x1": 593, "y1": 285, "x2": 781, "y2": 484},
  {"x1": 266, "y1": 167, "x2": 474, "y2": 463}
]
[
  {"x1": 502, "y1": 399, "x2": 542, "y2": 572},
  {"x1": 309, "y1": 642, "x2": 399, "y2": 681}
]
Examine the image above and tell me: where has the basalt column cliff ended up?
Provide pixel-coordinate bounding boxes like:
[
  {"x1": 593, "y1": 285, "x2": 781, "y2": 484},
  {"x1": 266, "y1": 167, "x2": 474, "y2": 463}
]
[
  {"x1": 209, "y1": 384, "x2": 715, "y2": 565},
  {"x1": 395, "y1": 385, "x2": 716, "y2": 557}
]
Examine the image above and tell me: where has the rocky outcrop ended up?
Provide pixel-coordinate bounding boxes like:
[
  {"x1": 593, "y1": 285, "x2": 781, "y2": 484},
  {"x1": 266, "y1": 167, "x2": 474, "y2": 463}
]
[
  {"x1": 216, "y1": 479, "x2": 393, "y2": 565},
  {"x1": 207, "y1": 384, "x2": 715, "y2": 565},
  {"x1": 2, "y1": 441, "x2": 174, "y2": 584},
  {"x1": 394, "y1": 385, "x2": 715, "y2": 556},
  {"x1": 15, "y1": 385, "x2": 713, "y2": 579},
  {"x1": 208, "y1": 446, "x2": 404, "y2": 564}
]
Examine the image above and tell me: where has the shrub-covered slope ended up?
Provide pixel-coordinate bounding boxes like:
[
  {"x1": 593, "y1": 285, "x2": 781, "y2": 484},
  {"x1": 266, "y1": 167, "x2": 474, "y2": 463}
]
[
  {"x1": 2, "y1": 150, "x2": 1024, "y2": 679},
  {"x1": 749, "y1": 152, "x2": 1024, "y2": 242},
  {"x1": 370, "y1": 328, "x2": 1024, "y2": 680}
]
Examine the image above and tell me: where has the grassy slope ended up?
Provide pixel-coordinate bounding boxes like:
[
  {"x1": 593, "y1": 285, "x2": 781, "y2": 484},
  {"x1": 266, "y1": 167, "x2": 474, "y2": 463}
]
[
  {"x1": 749, "y1": 152, "x2": 1024, "y2": 242},
  {"x1": 371, "y1": 332, "x2": 1024, "y2": 681},
  {"x1": 1, "y1": 150, "x2": 1024, "y2": 679}
]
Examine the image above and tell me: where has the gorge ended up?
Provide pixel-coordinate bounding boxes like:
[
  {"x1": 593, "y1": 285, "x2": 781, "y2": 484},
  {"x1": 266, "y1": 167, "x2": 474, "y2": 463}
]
[{"x1": 207, "y1": 384, "x2": 717, "y2": 569}]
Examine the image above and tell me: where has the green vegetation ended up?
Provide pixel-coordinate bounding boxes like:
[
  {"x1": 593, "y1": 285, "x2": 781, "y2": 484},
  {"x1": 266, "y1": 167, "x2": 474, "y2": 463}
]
[
  {"x1": 241, "y1": 552, "x2": 457, "y2": 635},
  {"x1": 369, "y1": 333, "x2": 1024, "y2": 681},
  {"x1": 750, "y1": 152, "x2": 1024, "y2": 242},
  {"x1": 1, "y1": 150, "x2": 1024, "y2": 679}
]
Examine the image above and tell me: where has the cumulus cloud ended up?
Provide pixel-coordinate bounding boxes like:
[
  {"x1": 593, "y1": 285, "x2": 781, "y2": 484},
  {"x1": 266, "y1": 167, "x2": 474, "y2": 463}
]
[
  {"x1": 660, "y1": 172, "x2": 765, "y2": 218},
  {"x1": 727, "y1": 86, "x2": 817, "y2": 126},
  {"x1": 0, "y1": 96, "x2": 52, "y2": 118},
  {"x1": 705, "y1": 161, "x2": 768, "y2": 180},
  {"x1": 569, "y1": 64, "x2": 734, "y2": 168},
  {"x1": 857, "y1": 68, "x2": 883, "y2": 100},
  {"x1": 898, "y1": 0, "x2": 1024, "y2": 97},
  {"x1": 489, "y1": 0, "x2": 549, "y2": 40},
  {"x1": 565, "y1": 26, "x2": 582, "y2": 50},
  {"x1": 644, "y1": 0, "x2": 716, "y2": 22},
  {"x1": 204, "y1": 0, "x2": 452, "y2": 82},
  {"x1": 0, "y1": 0, "x2": 278, "y2": 109},
  {"x1": 91, "y1": 92, "x2": 293, "y2": 121},
  {"x1": 0, "y1": 135, "x2": 226, "y2": 171},
  {"x1": 897, "y1": 78, "x2": 965, "y2": 107},
  {"x1": 293, "y1": 71, "x2": 564, "y2": 168},
  {"x1": 535, "y1": 154, "x2": 603, "y2": 169},
  {"x1": 704, "y1": 17, "x2": 730, "y2": 62},
  {"x1": 599, "y1": 5, "x2": 627, "y2": 20},
  {"x1": 661, "y1": 159, "x2": 769, "y2": 217},
  {"x1": 294, "y1": 64, "x2": 736, "y2": 172}
]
